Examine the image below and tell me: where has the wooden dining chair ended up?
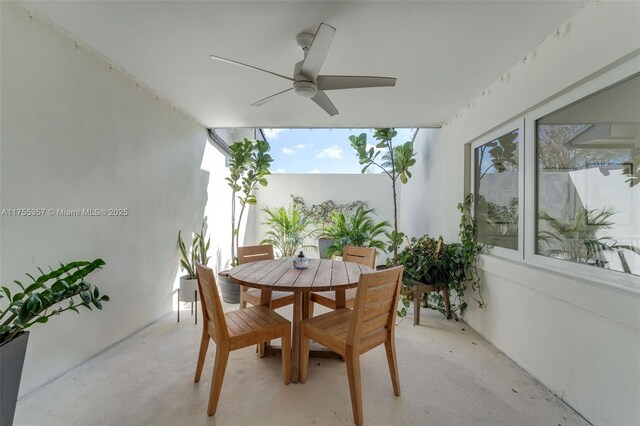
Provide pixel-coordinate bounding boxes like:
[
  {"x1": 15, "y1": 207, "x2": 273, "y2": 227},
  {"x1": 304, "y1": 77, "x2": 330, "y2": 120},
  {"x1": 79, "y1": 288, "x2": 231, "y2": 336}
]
[
  {"x1": 309, "y1": 246, "x2": 376, "y2": 313},
  {"x1": 238, "y1": 245, "x2": 295, "y2": 310},
  {"x1": 194, "y1": 263, "x2": 291, "y2": 416},
  {"x1": 300, "y1": 266, "x2": 404, "y2": 425}
]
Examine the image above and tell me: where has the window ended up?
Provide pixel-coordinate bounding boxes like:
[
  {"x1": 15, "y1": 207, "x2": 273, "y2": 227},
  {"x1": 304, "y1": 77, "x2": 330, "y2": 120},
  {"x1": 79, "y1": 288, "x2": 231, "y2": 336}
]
[
  {"x1": 473, "y1": 124, "x2": 522, "y2": 252},
  {"x1": 535, "y1": 74, "x2": 640, "y2": 276}
]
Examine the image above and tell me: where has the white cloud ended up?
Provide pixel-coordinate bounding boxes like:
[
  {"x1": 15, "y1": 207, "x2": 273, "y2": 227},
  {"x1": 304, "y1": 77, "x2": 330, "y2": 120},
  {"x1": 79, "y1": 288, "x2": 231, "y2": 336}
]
[
  {"x1": 275, "y1": 168, "x2": 287, "y2": 173},
  {"x1": 309, "y1": 169, "x2": 321, "y2": 174},
  {"x1": 263, "y1": 128, "x2": 284, "y2": 140},
  {"x1": 281, "y1": 147, "x2": 295, "y2": 156},
  {"x1": 296, "y1": 143, "x2": 307, "y2": 149},
  {"x1": 316, "y1": 145, "x2": 343, "y2": 160}
]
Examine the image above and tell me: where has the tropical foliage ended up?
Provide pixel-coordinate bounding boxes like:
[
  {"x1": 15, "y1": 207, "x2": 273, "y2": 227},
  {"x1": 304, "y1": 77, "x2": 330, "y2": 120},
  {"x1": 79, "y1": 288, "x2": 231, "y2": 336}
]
[
  {"x1": 291, "y1": 195, "x2": 365, "y2": 237},
  {"x1": 178, "y1": 221, "x2": 210, "y2": 279},
  {"x1": 260, "y1": 205, "x2": 316, "y2": 257},
  {"x1": 538, "y1": 206, "x2": 637, "y2": 266},
  {"x1": 0, "y1": 259, "x2": 109, "y2": 345},
  {"x1": 349, "y1": 128, "x2": 416, "y2": 264},
  {"x1": 227, "y1": 139, "x2": 273, "y2": 265},
  {"x1": 323, "y1": 206, "x2": 390, "y2": 258},
  {"x1": 397, "y1": 195, "x2": 484, "y2": 319}
]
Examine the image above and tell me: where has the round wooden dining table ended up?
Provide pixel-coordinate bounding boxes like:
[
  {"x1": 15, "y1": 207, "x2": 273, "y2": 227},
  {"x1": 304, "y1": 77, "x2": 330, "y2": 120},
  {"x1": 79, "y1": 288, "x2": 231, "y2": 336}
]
[{"x1": 228, "y1": 258, "x2": 374, "y2": 382}]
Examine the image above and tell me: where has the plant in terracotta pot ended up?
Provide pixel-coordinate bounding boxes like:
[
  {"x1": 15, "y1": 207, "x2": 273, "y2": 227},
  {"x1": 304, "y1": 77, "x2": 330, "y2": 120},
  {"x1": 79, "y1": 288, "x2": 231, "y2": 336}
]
[
  {"x1": 0, "y1": 259, "x2": 108, "y2": 425},
  {"x1": 219, "y1": 138, "x2": 273, "y2": 303}
]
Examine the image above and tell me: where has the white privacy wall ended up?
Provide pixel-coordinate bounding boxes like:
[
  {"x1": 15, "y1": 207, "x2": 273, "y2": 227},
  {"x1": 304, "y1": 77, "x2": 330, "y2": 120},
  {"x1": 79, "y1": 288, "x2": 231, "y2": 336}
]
[
  {"x1": 0, "y1": 1, "x2": 219, "y2": 395},
  {"x1": 401, "y1": 3, "x2": 640, "y2": 425},
  {"x1": 246, "y1": 173, "x2": 395, "y2": 262}
]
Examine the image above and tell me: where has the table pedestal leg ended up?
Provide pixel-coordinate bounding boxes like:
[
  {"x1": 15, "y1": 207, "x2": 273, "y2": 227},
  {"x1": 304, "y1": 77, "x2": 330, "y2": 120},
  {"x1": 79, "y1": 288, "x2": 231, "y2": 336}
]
[
  {"x1": 291, "y1": 292, "x2": 303, "y2": 383},
  {"x1": 335, "y1": 288, "x2": 347, "y2": 309}
]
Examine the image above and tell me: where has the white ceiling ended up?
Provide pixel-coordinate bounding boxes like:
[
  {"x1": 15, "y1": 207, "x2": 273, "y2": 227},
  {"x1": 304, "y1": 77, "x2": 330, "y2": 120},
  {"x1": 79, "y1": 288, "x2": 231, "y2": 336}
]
[{"x1": 26, "y1": 1, "x2": 583, "y2": 128}]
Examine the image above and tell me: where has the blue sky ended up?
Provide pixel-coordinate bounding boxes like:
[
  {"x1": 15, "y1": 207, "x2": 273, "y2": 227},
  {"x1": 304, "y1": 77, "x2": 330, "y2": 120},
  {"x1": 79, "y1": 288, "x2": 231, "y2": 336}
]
[{"x1": 262, "y1": 128, "x2": 415, "y2": 174}]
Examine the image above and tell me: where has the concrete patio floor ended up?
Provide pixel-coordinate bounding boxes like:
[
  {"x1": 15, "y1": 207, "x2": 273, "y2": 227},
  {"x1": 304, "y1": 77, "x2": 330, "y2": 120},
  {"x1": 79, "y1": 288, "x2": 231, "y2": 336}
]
[{"x1": 15, "y1": 301, "x2": 587, "y2": 426}]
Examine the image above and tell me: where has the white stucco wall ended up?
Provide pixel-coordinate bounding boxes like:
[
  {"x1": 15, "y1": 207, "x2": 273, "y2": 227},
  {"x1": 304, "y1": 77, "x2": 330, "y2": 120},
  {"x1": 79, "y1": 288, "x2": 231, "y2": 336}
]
[
  {"x1": 0, "y1": 1, "x2": 221, "y2": 395},
  {"x1": 400, "y1": 3, "x2": 640, "y2": 425},
  {"x1": 247, "y1": 173, "x2": 395, "y2": 263}
]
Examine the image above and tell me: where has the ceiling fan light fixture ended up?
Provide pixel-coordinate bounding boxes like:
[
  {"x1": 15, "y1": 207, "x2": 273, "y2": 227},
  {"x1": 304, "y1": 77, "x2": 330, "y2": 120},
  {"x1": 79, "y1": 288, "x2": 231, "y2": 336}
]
[{"x1": 293, "y1": 81, "x2": 317, "y2": 98}]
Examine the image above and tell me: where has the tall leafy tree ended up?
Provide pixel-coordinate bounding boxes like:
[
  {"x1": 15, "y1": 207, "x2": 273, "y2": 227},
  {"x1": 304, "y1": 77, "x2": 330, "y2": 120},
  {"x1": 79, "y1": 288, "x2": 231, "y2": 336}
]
[
  {"x1": 349, "y1": 128, "x2": 416, "y2": 264},
  {"x1": 226, "y1": 138, "x2": 273, "y2": 265}
]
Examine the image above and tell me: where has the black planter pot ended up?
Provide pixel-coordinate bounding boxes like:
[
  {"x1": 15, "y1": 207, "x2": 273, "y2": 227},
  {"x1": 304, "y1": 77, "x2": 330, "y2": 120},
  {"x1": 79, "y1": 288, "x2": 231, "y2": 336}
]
[
  {"x1": 218, "y1": 271, "x2": 240, "y2": 304},
  {"x1": 1, "y1": 331, "x2": 29, "y2": 426}
]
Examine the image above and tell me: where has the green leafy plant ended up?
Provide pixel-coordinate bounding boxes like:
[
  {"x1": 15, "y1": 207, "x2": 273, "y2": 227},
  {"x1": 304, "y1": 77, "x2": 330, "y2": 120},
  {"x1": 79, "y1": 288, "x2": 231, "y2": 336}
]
[
  {"x1": 178, "y1": 231, "x2": 200, "y2": 279},
  {"x1": 260, "y1": 205, "x2": 316, "y2": 257},
  {"x1": 538, "y1": 206, "x2": 637, "y2": 266},
  {"x1": 178, "y1": 220, "x2": 210, "y2": 279},
  {"x1": 350, "y1": 128, "x2": 416, "y2": 264},
  {"x1": 291, "y1": 195, "x2": 365, "y2": 237},
  {"x1": 397, "y1": 195, "x2": 484, "y2": 319},
  {"x1": 0, "y1": 259, "x2": 109, "y2": 345},
  {"x1": 324, "y1": 205, "x2": 390, "y2": 258},
  {"x1": 226, "y1": 139, "x2": 273, "y2": 266}
]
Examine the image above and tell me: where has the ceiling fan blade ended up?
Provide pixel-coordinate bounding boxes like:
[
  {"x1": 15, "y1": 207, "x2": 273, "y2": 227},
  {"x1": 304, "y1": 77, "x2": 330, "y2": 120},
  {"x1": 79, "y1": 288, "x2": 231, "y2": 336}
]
[
  {"x1": 317, "y1": 75, "x2": 397, "y2": 91},
  {"x1": 299, "y1": 23, "x2": 336, "y2": 80},
  {"x1": 311, "y1": 90, "x2": 339, "y2": 116},
  {"x1": 210, "y1": 54, "x2": 295, "y2": 82},
  {"x1": 251, "y1": 88, "x2": 294, "y2": 107}
]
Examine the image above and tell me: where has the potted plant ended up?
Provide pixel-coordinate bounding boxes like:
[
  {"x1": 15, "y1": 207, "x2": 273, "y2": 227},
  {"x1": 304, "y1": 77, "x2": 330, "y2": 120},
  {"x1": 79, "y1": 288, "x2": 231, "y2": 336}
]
[
  {"x1": 538, "y1": 206, "x2": 638, "y2": 267},
  {"x1": 397, "y1": 195, "x2": 484, "y2": 320},
  {"x1": 0, "y1": 259, "x2": 109, "y2": 425},
  {"x1": 177, "y1": 221, "x2": 210, "y2": 317},
  {"x1": 323, "y1": 205, "x2": 390, "y2": 259},
  {"x1": 219, "y1": 138, "x2": 273, "y2": 303},
  {"x1": 291, "y1": 196, "x2": 365, "y2": 259},
  {"x1": 260, "y1": 204, "x2": 316, "y2": 257},
  {"x1": 349, "y1": 128, "x2": 416, "y2": 264}
]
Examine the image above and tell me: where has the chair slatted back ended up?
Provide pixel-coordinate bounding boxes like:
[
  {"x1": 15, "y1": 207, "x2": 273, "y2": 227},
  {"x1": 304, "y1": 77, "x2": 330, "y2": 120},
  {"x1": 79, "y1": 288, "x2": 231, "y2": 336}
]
[
  {"x1": 196, "y1": 263, "x2": 229, "y2": 341},
  {"x1": 348, "y1": 266, "x2": 404, "y2": 347},
  {"x1": 342, "y1": 246, "x2": 376, "y2": 269},
  {"x1": 238, "y1": 245, "x2": 275, "y2": 265}
]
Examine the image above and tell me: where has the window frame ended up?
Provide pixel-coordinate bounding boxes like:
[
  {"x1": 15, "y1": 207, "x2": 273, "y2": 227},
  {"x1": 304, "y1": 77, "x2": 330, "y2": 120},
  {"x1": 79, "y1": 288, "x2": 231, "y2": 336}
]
[
  {"x1": 523, "y1": 59, "x2": 640, "y2": 292},
  {"x1": 470, "y1": 118, "x2": 525, "y2": 261}
]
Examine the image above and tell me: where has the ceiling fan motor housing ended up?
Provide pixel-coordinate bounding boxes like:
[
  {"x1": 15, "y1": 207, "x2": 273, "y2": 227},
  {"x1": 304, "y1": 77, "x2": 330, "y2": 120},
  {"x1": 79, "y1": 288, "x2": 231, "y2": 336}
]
[{"x1": 293, "y1": 80, "x2": 317, "y2": 98}]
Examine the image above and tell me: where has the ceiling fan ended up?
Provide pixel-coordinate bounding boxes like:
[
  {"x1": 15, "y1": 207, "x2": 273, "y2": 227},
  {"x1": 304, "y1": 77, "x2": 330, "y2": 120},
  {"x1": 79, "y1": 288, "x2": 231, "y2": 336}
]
[{"x1": 209, "y1": 23, "x2": 397, "y2": 116}]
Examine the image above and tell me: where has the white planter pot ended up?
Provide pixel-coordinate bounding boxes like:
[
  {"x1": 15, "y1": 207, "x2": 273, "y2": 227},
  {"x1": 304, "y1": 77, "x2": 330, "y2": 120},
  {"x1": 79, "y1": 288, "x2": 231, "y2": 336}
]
[{"x1": 179, "y1": 277, "x2": 199, "y2": 303}]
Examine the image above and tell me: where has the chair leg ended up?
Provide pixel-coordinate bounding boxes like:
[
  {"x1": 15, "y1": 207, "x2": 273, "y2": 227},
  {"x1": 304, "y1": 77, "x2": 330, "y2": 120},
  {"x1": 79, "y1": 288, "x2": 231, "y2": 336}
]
[
  {"x1": 442, "y1": 288, "x2": 452, "y2": 319},
  {"x1": 345, "y1": 348, "x2": 363, "y2": 426},
  {"x1": 239, "y1": 286, "x2": 247, "y2": 309},
  {"x1": 281, "y1": 327, "x2": 292, "y2": 385},
  {"x1": 194, "y1": 328, "x2": 210, "y2": 382},
  {"x1": 308, "y1": 300, "x2": 315, "y2": 318},
  {"x1": 207, "y1": 341, "x2": 230, "y2": 416},
  {"x1": 300, "y1": 330, "x2": 310, "y2": 383},
  {"x1": 384, "y1": 339, "x2": 401, "y2": 396},
  {"x1": 413, "y1": 287, "x2": 420, "y2": 326},
  {"x1": 258, "y1": 342, "x2": 266, "y2": 358}
]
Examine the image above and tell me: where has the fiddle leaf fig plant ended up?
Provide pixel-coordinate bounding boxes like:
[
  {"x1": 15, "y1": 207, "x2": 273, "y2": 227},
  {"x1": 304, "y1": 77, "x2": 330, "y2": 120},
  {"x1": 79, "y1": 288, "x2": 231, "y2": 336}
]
[
  {"x1": 0, "y1": 259, "x2": 109, "y2": 345},
  {"x1": 227, "y1": 138, "x2": 273, "y2": 266},
  {"x1": 350, "y1": 128, "x2": 416, "y2": 264}
]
